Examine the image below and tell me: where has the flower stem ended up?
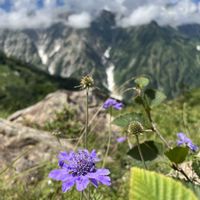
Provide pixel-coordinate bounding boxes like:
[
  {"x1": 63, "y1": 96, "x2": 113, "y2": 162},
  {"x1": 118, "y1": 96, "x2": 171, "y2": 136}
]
[
  {"x1": 103, "y1": 108, "x2": 112, "y2": 167},
  {"x1": 140, "y1": 96, "x2": 192, "y2": 181},
  {"x1": 141, "y1": 98, "x2": 170, "y2": 148},
  {"x1": 135, "y1": 134, "x2": 147, "y2": 169},
  {"x1": 80, "y1": 192, "x2": 83, "y2": 200},
  {"x1": 84, "y1": 87, "x2": 89, "y2": 148}
]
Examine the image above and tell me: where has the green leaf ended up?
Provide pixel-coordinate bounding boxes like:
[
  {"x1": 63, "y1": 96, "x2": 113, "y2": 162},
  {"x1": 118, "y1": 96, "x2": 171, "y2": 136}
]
[
  {"x1": 127, "y1": 140, "x2": 163, "y2": 161},
  {"x1": 129, "y1": 167, "x2": 198, "y2": 200},
  {"x1": 135, "y1": 77, "x2": 150, "y2": 88},
  {"x1": 144, "y1": 89, "x2": 166, "y2": 108},
  {"x1": 165, "y1": 146, "x2": 189, "y2": 164},
  {"x1": 112, "y1": 112, "x2": 144, "y2": 128}
]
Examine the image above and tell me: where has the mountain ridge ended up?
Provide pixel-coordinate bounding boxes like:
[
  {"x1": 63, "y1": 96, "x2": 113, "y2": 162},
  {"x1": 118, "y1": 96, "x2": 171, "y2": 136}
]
[{"x1": 0, "y1": 11, "x2": 200, "y2": 98}]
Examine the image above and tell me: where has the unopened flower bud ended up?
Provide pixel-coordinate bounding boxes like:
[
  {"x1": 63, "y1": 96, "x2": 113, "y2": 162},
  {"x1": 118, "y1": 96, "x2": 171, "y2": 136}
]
[
  {"x1": 80, "y1": 75, "x2": 94, "y2": 89},
  {"x1": 128, "y1": 121, "x2": 144, "y2": 135}
]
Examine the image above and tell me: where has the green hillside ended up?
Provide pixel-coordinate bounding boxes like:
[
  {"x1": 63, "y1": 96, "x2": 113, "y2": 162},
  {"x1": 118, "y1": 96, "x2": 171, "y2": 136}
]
[
  {"x1": 111, "y1": 22, "x2": 200, "y2": 98},
  {"x1": 0, "y1": 52, "x2": 79, "y2": 117}
]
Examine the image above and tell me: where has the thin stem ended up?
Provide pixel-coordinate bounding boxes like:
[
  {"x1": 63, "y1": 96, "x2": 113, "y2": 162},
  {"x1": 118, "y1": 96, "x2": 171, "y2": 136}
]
[
  {"x1": 141, "y1": 98, "x2": 171, "y2": 148},
  {"x1": 102, "y1": 108, "x2": 112, "y2": 167},
  {"x1": 172, "y1": 163, "x2": 192, "y2": 183},
  {"x1": 88, "y1": 187, "x2": 91, "y2": 200},
  {"x1": 83, "y1": 191, "x2": 89, "y2": 200},
  {"x1": 85, "y1": 87, "x2": 89, "y2": 148},
  {"x1": 74, "y1": 105, "x2": 103, "y2": 151},
  {"x1": 140, "y1": 96, "x2": 192, "y2": 181},
  {"x1": 135, "y1": 134, "x2": 147, "y2": 169},
  {"x1": 152, "y1": 123, "x2": 171, "y2": 149},
  {"x1": 80, "y1": 192, "x2": 83, "y2": 200}
]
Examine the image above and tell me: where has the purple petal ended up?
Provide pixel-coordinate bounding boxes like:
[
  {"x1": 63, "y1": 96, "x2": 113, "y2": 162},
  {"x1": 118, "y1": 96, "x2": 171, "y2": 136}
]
[
  {"x1": 62, "y1": 179, "x2": 75, "y2": 192},
  {"x1": 90, "y1": 150, "x2": 100, "y2": 162},
  {"x1": 95, "y1": 169, "x2": 110, "y2": 176},
  {"x1": 49, "y1": 169, "x2": 72, "y2": 181},
  {"x1": 177, "y1": 140, "x2": 184, "y2": 146},
  {"x1": 76, "y1": 177, "x2": 90, "y2": 191},
  {"x1": 98, "y1": 175, "x2": 111, "y2": 186},
  {"x1": 58, "y1": 160, "x2": 65, "y2": 168},
  {"x1": 116, "y1": 137, "x2": 126, "y2": 143},
  {"x1": 177, "y1": 133, "x2": 187, "y2": 141},
  {"x1": 103, "y1": 98, "x2": 117, "y2": 109},
  {"x1": 49, "y1": 169, "x2": 67, "y2": 181},
  {"x1": 58, "y1": 151, "x2": 68, "y2": 160},
  {"x1": 188, "y1": 143, "x2": 199, "y2": 152},
  {"x1": 113, "y1": 102, "x2": 123, "y2": 110},
  {"x1": 90, "y1": 178, "x2": 98, "y2": 188}
]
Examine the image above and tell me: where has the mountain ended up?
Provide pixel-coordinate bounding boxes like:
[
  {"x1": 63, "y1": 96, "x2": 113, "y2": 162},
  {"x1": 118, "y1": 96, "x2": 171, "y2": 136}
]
[
  {"x1": 0, "y1": 52, "x2": 79, "y2": 117},
  {"x1": 112, "y1": 22, "x2": 200, "y2": 97},
  {"x1": 0, "y1": 11, "x2": 200, "y2": 98}
]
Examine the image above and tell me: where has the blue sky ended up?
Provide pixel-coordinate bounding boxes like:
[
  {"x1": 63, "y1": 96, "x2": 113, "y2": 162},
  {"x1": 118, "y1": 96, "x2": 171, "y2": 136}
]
[{"x1": 0, "y1": 0, "x2": 200, "y2": 29}]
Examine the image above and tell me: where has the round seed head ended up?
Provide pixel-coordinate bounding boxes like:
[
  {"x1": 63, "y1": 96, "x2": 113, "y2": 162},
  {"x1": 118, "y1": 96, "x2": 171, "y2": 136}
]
[
  {"x1": 128, "y1": 121, "x2": 144, "y2": 135},
  {"x1": 80, "y1": 75, "x2": 94, "y2": 89}
]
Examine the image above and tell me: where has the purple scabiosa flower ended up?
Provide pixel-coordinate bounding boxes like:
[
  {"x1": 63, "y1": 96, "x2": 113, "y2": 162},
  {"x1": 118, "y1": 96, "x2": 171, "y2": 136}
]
[
  {"x1": 103, "y1": 98, "x2": 123, "y2": 110},
  {"x1": 177, "y1": 133, "x2": 199, "y2": 152},
  {"x1": 116, "y1": 137, "x2": 127, "y2": 143},
  {"x1": 49, "y1": 149, "x2": 111, "y2": 192}
]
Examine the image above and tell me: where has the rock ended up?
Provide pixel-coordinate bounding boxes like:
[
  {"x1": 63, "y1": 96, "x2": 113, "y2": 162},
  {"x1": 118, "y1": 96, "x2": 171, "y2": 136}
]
[
  {"x1": 0, "y1": 118, "x2": 73, "y2": 172},
  {"x1": 8, "y1": 90, "x2": 104, "y2": 127}
]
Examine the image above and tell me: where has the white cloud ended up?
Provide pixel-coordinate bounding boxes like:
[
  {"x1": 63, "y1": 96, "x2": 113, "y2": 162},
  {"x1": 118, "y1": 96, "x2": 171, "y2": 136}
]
[
  {"x1": 67, "y1": 12, "x2": 91, "y2": 28},
  {"x1": 120, "y1": 5, "x2": 159, "y2": 27},
  {"x1": 120, "y1": 0, "x2": 200, "y2": 27},
  {"x1": 0, "y1": 0, "x2": 200, "y2": 29}
]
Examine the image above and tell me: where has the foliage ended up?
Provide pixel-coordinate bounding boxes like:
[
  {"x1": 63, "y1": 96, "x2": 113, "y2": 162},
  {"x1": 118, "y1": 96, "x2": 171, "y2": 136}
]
[
  {"x1": 0, "y1": 73, "x2": 200, "y2": 199},
  {"x1": 44, "y1": 107, "x2": 82, "y2": 138},
  {"x1": 0, "y1": 52, "x2": 80, "y2": 117},
  {"x1": 129, "y1": 167, "x2": 198, "y2": 200}
]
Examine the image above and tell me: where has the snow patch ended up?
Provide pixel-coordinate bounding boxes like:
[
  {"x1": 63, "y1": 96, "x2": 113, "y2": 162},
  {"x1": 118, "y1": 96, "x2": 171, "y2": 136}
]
[
  {"x1": 48, "y1": 63, "x2": 55, "y2": 75},
  {"x1": 50, "y1": 44, "x2": 61, "y2": 57},
  {"x1": 104, "y1": 46, "x2": 111, "y2": 59},
  {"x1": 196, "y1": 45, "x2": 200, "y2": 51},
  {"x1": 103, "y1": 46, "x2": 122, "y2": 100},
  {"x1": 38, "y1": 45, "x2": 48, "y2": 65},
  {"x1": 106, "y1": 63, "x2": 122, "y2": 100}
]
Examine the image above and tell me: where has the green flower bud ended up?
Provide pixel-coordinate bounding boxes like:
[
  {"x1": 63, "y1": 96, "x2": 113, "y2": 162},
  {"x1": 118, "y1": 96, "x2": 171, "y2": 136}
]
[
  {"x1": 128, "y1": 121, "x2": 144, "y2": 135},
  {"x1": 80, "y1": 75, "x2": 94, "y2": 89}
]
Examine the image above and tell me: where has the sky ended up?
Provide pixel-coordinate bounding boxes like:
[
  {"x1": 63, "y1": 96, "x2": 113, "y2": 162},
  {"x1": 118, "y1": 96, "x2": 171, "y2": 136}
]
[{"x1": 1, "y1": 0, "x2": 200, "y2": 29}]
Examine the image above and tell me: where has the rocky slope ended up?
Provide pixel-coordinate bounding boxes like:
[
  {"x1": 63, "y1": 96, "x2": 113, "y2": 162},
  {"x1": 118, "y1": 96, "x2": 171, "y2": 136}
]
[{"x1": 0, "y1": 11, "x2": 200, "y2": 98}]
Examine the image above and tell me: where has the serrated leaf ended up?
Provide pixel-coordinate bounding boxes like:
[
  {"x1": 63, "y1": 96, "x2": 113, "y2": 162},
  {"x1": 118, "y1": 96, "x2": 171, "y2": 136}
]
[
  {"x1": 165, "y1": 146, "x2": 189, "y2": 164},
  {"x1": 112, "y1": 112, "x2": 144, "y2": 128},
  {"x1": 135, "y1": 77, "x2": 150, "y2": 88},
  {"x1": 127, "y1": 140, "x2": 163, "y2": 161},
  {"x1": 129, "y1": 167, "x2": 198, "y2": 200},
  {"x1": 144, "y1": 89, "x2": 166, "y2": 108}
]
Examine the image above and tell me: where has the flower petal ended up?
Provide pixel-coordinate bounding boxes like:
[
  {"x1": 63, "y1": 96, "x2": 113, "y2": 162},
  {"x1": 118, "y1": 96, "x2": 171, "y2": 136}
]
[
  {"x1": 62, "y1": 179, "x2": 75, "y2": 192},
  {"x1": 90, "y1": 178, "x2": 98, "y2": 188},
  {"x1": 58, "y1": 151, "x2": 68, "y2": 160},
  {"x1": 49, "y1": 169, "x2": 67, "y2": 181},
  {"x1": 49, "y1": 169, "x2": 72, "y2": 181},
  {"x1": 116, "y1": 137, "x2": 126, "y2": 143},
  {"x1": 76, "y1": 177, "x2": 90, "y2": 191},
  {"x1": 98, "y1": 175, "x2": 111, "y2": 186},
  {"x1": 96, "y1": 169, "x2": 110, "y2": 176}
]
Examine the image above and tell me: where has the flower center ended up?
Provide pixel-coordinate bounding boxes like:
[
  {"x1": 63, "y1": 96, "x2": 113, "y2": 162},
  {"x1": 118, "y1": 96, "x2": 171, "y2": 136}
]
[{"x1": 72, "y1": 161, "x2": 96, "y2": 176}]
